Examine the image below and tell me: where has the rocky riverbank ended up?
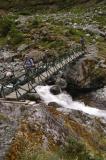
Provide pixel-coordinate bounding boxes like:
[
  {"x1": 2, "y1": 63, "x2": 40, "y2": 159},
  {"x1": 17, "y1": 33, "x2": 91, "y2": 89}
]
[
  {"x1": 0, "y1": 99, "x2": 106, "y2": 160},
  {"x1": 0, "y1": 1, "x2": 106, "y2": 160}
]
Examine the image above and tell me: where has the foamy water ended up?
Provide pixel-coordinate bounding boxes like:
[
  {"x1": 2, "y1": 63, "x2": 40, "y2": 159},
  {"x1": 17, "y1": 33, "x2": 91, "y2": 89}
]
[{"x1": 36, "y1": 85, "x2": 106, "y2": 120}]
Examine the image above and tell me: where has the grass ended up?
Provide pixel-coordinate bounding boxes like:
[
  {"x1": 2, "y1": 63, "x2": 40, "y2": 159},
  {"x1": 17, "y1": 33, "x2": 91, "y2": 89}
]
[
  {"x1": 0, "y1": 113, "x2": 9, "y2": 121},
  {"x1": 0, "y1": 15, "x2": 24, "y2": 46},
  {"x1": 8, "y1": 27, "x2": 24, "y2": 45},
  {"x1": 92, "y1": 15, "x2": 106, "y2": 27},
  {"x1": 18, "y1": 137, "x2": 104, "y2": 160},
  {"x1": 97, "y1": 41, "x2": 106, "y2": 59},
  {"x1": 0, "y1": 37, "x2": 7, "y2": 46},
  {"x1": 0, "y1": 16, "x2": 14, "y2": 37},
  {"x1": 69, "y1": 6, "x2": 86, "y2": 14}
]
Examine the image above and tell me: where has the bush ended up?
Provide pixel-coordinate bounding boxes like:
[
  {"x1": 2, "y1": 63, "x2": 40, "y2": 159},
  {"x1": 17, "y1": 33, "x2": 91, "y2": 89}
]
[
  {"x1": 32, "y1": 17, "x2": 42, "y2": 28},
  {"x1": 18, "y1": 137, "x2": 104, "y2": 160},
  {"x1": 8, "y1": 27, "x2": 24, "y2": 45},
  {"x1": 69, "y1": 28, "x2": 85, "y2": 37},
  {"x1": 41, "y1": 39, "x2": 65, "y2": 49},
  {"x1": 60, "y1": 138, "x2": 88, "y2": 160},
  {"x1": 0, "y1": 16, "x2": 13, "y2": 37},
  {"x1": 59, "y1": 137, "x2": 104, "y2": 160},
  {"x1": 48, "y1": 40, "x2": 65, "y2": 48}
]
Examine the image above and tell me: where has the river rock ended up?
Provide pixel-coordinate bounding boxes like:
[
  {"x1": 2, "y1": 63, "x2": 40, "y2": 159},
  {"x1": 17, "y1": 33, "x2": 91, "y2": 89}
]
[
  {"x1": 50, "y1": 85, "x2": 61, "y2": 95},
  {"x1": 48, "y1": 102, "x2": 61, "y2": 108},
  {"x1": 55, "y1": 77, "x2": 67, "y2": 90},
  {"x1": 27, "y1": 93, "x2": 41, "y2": 102},
  {"x1": 46, "y1": 76, "x2": 56, "y2": 85}
]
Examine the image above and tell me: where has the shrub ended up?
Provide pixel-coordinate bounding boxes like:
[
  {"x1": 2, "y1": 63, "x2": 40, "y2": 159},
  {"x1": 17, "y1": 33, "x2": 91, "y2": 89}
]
[
  {"x1": 59, "y1": 137, "x2": 103, "y2": 160},
  {"x1": 32, "y1": 17, "x2": 42, "y2": 28},
  {"x1": 18, "y1": 137, "x2": 104, "y2": 160},
  {"x1": 48, "y1": 40, "x2": 65, "y2": 48},
  {"x1": 0, "y1": 16, "x2": 13, "y2": 37},
  {"x1": 69, "y1": 28, "x2": 85, "y2": 37},
  {"x1": 8, "y1": 27, "x2": 24, "y2": 45}
]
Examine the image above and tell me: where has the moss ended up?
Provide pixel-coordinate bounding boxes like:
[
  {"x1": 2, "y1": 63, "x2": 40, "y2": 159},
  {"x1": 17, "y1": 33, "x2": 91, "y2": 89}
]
[
  {"x1": 0, "y1": 113, "x2": 9, "y2": 121},
  {"x1": 97, "y1": 42, "x2": 106, "y2": 59}
]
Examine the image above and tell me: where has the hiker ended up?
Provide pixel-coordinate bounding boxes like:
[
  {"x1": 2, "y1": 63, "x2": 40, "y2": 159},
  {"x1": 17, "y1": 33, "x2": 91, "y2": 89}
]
[
  {"x1": 80, "y1": 36, "x2": 86, "y2": 51},
  {"x1": 24, "y1": 54, "x2": 35, "y2": 82},
  {"x1": 24, "y1": 54, "x2": 35, "y2": 70}
]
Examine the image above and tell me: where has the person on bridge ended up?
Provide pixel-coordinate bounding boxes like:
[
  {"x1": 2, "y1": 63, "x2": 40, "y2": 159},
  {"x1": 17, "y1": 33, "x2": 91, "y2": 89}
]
[
  {"x1": 24, "y1": 54, "x2": 35, "y2": 69},
  {"x1": 24, "y1": 54, "x2": 35, "y2": 82},
  {"x1": 80, "y1": 36, "x2": 86, "y2": 51}
]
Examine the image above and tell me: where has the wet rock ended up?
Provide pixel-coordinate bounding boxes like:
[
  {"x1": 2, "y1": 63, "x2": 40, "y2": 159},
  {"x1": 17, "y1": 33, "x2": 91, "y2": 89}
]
[
  {"x1": 50, "y1": 85, "x2": 61, "y2": 95},
  {"x1": 64, "y1": 53, "x2": 106, "y2": 92},
  {"x1": 55, "y1": 77, "x2": 67, "y2": 90},
  {"x1": 78, "y1": 86, "x2": 106, "y2": 110},
  {"x1": 48, "y1": 102, "x2": 61, "y2": 108},
  {"x1": 27, "y1": 93, "x2": 41, "y2": 102},
  {"x1": 46, "y1": 76, "x2": 56, "y2": 85}
]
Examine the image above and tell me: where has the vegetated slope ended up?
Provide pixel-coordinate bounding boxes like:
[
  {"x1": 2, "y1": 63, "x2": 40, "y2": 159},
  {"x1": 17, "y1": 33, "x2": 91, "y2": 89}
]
[{"x1": 0, "y1": 0, "x2": 104, "y2": 10}]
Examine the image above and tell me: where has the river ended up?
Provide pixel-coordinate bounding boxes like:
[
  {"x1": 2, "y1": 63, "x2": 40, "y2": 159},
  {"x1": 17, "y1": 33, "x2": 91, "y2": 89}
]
[{"x1": 36, "y1": 85, "x2": 106, "y2": 120}]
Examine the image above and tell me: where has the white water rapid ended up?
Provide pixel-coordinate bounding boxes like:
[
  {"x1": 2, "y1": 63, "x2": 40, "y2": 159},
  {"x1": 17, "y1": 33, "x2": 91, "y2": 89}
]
[{"x1": 36, "y1": 85, "x2": 106, "y2": 120}]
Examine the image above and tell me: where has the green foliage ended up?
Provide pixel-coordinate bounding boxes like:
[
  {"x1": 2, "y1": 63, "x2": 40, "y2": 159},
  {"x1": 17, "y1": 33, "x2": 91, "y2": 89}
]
[
  {"x1": 59, "y1": 138, "x2": 91, "y2": 160},
  {"x1": 93, "y1": 15, "x2": 106, "y2": 26},
  {"x1": 0, "y1": 16, "x2": 14, "y2": 37},
  {"x1": 18, "y1": 137, "x2": 104, "y2": 160},
  {"x1": 40, "y1": 39, "x2": 65, "y2": 49},
  {"x1": 31, "y1": 17, "x2": 42, "y2": 28},
  {"x1": 32, "y1": 19, "x2": 39, "y2": 27},
  {"x1": 0, "y1": 113, "x2": 9, "y2": 121},
  {"x1": 8, "y1": 27, "x2": 24, "y2": 45},
  {"x1": 0, "y1": 15, "x2": 24, "y2": 45},
  {"x1": 0, "y1": 37, "x2": 7, "y2": 46},
  {"x1": 69, "y1": 28, "x2": 85, "y2": 37},
  {"x1": 48, "y1": 40, "x2": 65, "y2": 48},
  {"x1": 19, "y1": 151, "x2": 39, "y2": 160}
]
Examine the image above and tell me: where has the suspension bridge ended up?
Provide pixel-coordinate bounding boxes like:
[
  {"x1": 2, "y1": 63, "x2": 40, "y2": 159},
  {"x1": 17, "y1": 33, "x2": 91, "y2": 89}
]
[{"x1": 0, "y1": 45, "x2": 85, "y2": 100}]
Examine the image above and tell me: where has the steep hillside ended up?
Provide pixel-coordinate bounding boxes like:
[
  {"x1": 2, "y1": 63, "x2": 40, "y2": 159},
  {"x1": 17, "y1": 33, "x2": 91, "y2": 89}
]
[{"x1": 0, "y1": 0, "x2": 104, "y2": 10}]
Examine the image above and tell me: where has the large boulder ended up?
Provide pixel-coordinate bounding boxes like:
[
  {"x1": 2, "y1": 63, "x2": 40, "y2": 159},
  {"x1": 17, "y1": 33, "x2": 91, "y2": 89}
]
[
  {"x1": 27, "y1": 93, "x2": 41, "y2": 102},
  {"x1": 50, "y1": 85, "x2": 61, "y2": 95},
  {"x1": 48, "y1": 102, "x2": 61, "y2": 108},
  {"x1": 64, "y1": 54, "x2": 106, "y2": 92}
]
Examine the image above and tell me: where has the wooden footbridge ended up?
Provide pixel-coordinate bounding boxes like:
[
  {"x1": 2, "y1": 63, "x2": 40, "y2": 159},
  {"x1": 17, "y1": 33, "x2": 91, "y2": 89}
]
[{"x1": 0, "y1": 45, "x2": 85, "y2": 100}]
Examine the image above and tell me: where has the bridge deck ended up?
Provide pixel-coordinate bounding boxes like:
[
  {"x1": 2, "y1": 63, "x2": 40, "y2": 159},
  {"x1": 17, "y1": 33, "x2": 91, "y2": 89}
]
[{"x1": 5, "y1": 51, "x2": 83, "y2": 100}]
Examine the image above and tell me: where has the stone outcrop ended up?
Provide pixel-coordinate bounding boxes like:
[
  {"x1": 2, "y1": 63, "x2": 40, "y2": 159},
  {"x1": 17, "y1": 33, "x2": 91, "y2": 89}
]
[
  {"x1": 64, "y1": 53, "x2": 106, "y2": 94},
  {"x1": 0, "y1": 101, "x2": 106, "y2": 159}
]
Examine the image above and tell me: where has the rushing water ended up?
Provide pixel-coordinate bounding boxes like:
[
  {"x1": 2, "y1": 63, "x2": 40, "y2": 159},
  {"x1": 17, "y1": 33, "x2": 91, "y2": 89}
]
[{"x1": 36, "y1": 85, "x2": 106, "y2": 120}]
